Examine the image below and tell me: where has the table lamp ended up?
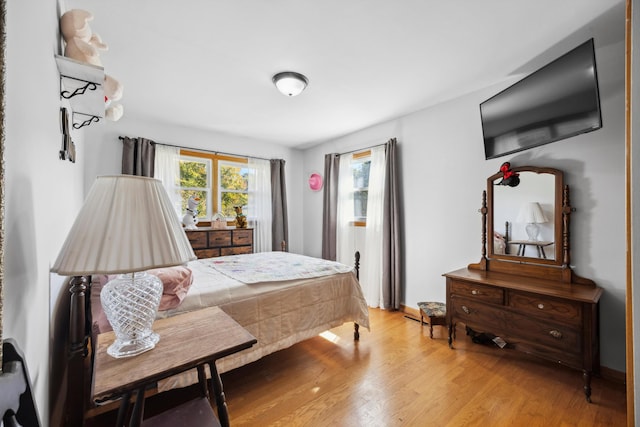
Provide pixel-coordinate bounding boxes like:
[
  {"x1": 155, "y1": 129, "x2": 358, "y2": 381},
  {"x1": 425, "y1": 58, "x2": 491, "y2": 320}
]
[
  {"x1": 517, "y1": 201, "x2": 549, "y2": 241},
  {"x1": 51, "y1": 175, "x2": 196, "y2": 358}
]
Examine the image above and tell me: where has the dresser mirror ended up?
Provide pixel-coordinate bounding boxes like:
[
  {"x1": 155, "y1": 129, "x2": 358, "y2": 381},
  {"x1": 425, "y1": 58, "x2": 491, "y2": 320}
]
[{"x1": 487, "y1": 166, "x2": 564, "y2": 267}]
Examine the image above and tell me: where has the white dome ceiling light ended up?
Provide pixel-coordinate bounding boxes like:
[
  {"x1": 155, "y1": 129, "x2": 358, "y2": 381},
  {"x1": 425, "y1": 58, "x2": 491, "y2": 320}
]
[{"x1": 272, "y1": 71, "x2": 309, "y2": 97}]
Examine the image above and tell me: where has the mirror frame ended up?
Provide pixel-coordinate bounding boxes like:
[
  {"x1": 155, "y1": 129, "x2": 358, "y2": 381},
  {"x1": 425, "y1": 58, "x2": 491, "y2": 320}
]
[{"x1": 487, "y1": 166, "x2": 564, "y2": 267}]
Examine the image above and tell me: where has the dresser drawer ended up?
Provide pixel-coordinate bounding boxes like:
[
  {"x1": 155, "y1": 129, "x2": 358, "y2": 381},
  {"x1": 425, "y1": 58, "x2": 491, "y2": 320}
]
[
  {"x1": 186, "y1": 231, "x2": 208, "y2": 249},
  {"x1": 507, "y1": 290, "x2": 582, "y2": 326},
  {"x1": 450, "y1": 297, "x2": 506, "y2": 332},
  {"x1": 504, "y1": 312, "x2": 581, "y2": 354},
  {"x1": 221, "y1": 245, "x2": 253, "y2": 256},
  {"x1": 451, "y1": 297, "x2": 580, "y2": 354},
  {"x1": 208, "y1": 231, "x2": 232, "y2": 247},
  {"x1": 194, "y1": 248, "x2": 221, "y2": 259},
  {"x1": 232, "y1": 229, "x2": 253, "y2": 245},
  {"x1": 449, "y1": 280, "x2": 504, "y2": 304}
]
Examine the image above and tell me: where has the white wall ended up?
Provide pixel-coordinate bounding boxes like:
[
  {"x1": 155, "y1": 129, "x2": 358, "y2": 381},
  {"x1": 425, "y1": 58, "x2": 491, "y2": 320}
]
[
  {"x1": 82, "y1": 117, "x2": 305, "y2": 254},
  {"x1": 5, "y1": 0, "x2": 86, "y2": 422},
  {"x1": 302, "y1": 39, "x2": 626, "y2": 372}
]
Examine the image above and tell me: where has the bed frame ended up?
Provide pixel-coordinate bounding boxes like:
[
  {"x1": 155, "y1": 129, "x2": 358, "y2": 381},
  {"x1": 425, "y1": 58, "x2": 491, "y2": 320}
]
[{"x1": 65, "y1": 251, "x2": 362, "y2": 426}]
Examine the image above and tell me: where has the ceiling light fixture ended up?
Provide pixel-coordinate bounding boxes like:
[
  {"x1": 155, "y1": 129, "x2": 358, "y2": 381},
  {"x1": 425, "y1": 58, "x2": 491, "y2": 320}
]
[{"x1": 272, "y1": 71, "x2": 309, "y2": 97}]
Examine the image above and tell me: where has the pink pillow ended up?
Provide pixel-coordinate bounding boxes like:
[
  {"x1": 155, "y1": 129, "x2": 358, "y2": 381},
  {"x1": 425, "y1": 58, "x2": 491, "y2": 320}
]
[
  {"x1": 147, "y1": 266, "x2": 194, "y2": 311},
  {"x1": 93, "y1": 266, "x2": 193, "y2": 312}
]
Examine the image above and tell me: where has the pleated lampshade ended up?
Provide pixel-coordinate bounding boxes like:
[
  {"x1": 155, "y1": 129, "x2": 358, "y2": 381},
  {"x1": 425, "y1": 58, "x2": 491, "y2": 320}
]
[
  {"x1": 52, "y1": 175, "x2": 196, "y2": 276},
  {"x1": 516, "y1": 202, "x2": 549, "y2": 224}
]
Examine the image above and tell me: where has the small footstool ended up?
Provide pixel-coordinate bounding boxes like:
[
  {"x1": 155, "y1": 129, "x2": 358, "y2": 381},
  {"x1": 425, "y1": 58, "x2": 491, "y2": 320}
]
[{"x1": 418, "y1": 302, "x2": 447, "y2": 339}]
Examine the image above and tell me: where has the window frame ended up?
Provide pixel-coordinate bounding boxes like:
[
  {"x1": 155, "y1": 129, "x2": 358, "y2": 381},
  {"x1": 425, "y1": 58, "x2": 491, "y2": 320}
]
[{"x1": 179, "y1": 149, "x2": 248, "y2": 223}]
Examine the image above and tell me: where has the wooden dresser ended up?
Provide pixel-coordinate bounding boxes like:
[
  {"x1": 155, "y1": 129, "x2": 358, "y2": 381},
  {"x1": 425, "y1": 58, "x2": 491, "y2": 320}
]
[
  {"x1": 185, "y1": 228, "x2": 253, "y2": 258},
  {"x1": 444, "y1": 267, "x2": 602, "y2": 399},
  {"x1": 447, "y1": 165, "x2": 603, "y2": 402}
]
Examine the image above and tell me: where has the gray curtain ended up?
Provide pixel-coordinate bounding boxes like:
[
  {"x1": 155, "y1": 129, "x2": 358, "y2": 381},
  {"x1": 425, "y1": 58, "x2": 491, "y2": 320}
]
[
  {"x1": 270, "y1": 159, "x2": 288, "y2": 251},
  {"x1": 321, "y1": 153, "x2": 340, "y2": 260},
  {"x1": 121, "y1": 137, "x2": 156, "y2": 176},
  {"x1": 381, "y1": 138, "x2": 402, "y2": 309}
]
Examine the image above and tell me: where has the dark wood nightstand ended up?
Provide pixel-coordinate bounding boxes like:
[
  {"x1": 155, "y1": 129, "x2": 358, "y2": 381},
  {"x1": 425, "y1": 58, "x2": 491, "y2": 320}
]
[{"x1": 92, "y1": 306, "x2": 257, "y2": 427}]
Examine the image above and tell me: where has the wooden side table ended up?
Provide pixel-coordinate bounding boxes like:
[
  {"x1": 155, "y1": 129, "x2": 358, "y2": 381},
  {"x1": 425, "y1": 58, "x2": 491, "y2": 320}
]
[
  {"x1": 92, "y1": 306, "x2": 257, "y2": 427},
  {"x1": 508, "y1": 240, "x2": 553, "y2": 258}
]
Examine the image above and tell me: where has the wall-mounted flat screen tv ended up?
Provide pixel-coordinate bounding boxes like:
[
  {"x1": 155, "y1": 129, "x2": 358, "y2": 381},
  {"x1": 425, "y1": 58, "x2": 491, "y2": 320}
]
[{"x1": 481, "y1": 38, "x2": 602, "y2": 160}]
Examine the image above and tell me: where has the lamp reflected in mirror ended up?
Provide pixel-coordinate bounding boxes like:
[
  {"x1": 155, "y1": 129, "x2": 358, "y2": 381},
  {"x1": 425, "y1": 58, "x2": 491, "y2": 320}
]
[{"x1": 517, "y1": 201, "x2": 548, "y2": 241}]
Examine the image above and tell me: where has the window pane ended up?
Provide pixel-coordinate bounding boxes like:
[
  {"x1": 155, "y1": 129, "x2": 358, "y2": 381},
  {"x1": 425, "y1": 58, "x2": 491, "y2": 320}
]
[
  {"x1": 220, "y1": 164, "x2": 248, "y2": 191},
  {"x1": 180, "y1": 160, "x2": 208, "y2": 188},
  {"x1": 352, "y1": 157, "x2": 370, "y2": 221},
  {"x1": 180, "y1": 190, "x2": 208, "y2": 219},
  {"x1": 352, "y1": 160, "x2": 371, "y2": 189},
  {"x1": 221, "y1": 192, "x2": 248, "y2": 218},
  {"x1": 354, "y1": 190, "x2": 368, "y2": 219}
]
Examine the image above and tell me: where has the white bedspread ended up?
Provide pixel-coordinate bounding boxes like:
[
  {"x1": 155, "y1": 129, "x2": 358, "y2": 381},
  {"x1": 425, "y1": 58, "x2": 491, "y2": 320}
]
[
  {"x1": 203, "y1": 251, "x2": 354, "y2": 283},
  {"x1": 154, "y1": 252, "x2": 370, "y2": 391}
]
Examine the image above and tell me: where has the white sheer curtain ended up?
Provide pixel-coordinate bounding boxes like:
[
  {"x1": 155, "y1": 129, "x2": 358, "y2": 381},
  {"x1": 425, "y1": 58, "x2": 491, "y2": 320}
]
[
  {"x1": 154, "y1": 144, "x2": 182, "y2": 218},
  {"x1": 248, "y1": 158, "x2": 272, "y2": 252},
  {"x1": 362, "y1": 145, "x2": 386, "y2": 307},
  {"x1": 336, "y1": 153, "x2": 356, "y2": 267}
]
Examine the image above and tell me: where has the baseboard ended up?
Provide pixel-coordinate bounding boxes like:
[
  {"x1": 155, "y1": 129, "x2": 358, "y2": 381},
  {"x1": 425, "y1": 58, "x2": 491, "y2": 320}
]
[
  {"x1": 600, "y1": 366, "x2": 626, "y2": 385},
  {"x1": 400, "y1": 304, "x2": 420, "y2": 320},
  {"x1": 400, "y1": 305, "x2": 626, "y2": 384}
]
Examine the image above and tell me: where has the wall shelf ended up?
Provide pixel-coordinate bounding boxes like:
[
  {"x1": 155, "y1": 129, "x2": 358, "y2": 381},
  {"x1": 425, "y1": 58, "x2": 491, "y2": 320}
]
[{"x1": 55, "y1": 55, "x2": 104, "y2": 128}]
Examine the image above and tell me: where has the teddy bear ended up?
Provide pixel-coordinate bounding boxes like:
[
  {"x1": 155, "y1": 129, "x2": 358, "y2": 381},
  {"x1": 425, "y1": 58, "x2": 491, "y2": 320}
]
[
  {"x1": 103, "y1": 74, "x2": 124, "y2": 121},
  {"x1": 60, "y1": 9, "x2": 125, "y2": 122},
  {"x1": 60, "y1": 9, "x2": 107, "y2": 66},
  {"x1": 182, "y1": 196, "x2": 200, "y2": 230}
]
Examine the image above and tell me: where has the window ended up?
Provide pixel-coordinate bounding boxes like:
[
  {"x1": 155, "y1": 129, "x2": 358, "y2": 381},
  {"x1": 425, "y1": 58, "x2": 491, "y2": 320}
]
[
  {"x1": 352, "y1": 151, "x2": 371, "y2": 225},
  {"x1": 178, "y1": 150, "x2": 251, "y2": 220},
  {"x1": 178, "y1": 155, "x2": 212, "y2": 218}
]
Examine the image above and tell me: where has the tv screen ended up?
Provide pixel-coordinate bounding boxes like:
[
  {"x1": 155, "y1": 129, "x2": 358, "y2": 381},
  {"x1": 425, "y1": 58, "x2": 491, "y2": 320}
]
[{"x1": 481, "y1": 38, "x2": 602, "y2": 160}]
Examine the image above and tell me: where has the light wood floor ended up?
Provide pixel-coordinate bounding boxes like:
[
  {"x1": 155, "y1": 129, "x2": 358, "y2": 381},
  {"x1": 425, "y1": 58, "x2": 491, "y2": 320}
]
[
  {"x1": 88, "y1": 308, "x2": 626, "y2": 426},
  {"x1": 221, "y1": 308, "x2": 625, "y2": 427}
]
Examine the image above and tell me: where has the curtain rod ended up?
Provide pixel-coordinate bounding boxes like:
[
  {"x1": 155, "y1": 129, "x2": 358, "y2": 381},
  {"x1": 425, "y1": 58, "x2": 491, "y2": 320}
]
[
  {"x1": 338, "y1": 139, "x2": 390, "y2": 156},
  {"x1": 118, "y1": 136, "x2": 272, "y2": 161}
]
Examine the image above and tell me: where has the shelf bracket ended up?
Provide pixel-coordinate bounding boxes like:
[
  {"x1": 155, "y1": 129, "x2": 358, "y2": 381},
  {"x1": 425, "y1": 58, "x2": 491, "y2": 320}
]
[
  {"x1": 60, "y1": 77, "x2": 100, "y2": 100},
  {"x1": 72, "y1": 112, "x2": 101, "y2": 129},
  {"x1": 55, "y1": 55, "x2": 105, "y2": 126}
]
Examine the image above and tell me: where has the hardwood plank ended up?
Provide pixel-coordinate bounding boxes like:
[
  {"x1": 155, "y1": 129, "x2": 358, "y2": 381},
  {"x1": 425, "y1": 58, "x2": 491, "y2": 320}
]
[
  {"x1": 87, "y1": 308, "x2": 626, "y2": 426},
  {"x1": 222, "y1": 309, "x2": 625, "y2": 426}
]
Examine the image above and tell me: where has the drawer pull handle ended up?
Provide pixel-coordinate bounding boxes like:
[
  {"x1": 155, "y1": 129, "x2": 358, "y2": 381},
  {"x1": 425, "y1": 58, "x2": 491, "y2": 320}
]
[
  {"x1": 471, "y1": 289, "x2": 480, "y2": 295},
  {"x1": 462, "y1": 305, "x2": 471, "y2": 315},
  {"x1": 549, "y1": 330, "x2": 563, "y2": 339},
  {"x1": 537, "y1": 303, "x2": 545, "y2": 310}
]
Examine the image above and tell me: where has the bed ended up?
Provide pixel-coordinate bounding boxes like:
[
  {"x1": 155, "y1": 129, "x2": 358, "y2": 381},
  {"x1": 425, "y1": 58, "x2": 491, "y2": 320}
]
[{"x1": 70, "y1": 251, "x2": 369, "y2": 413}]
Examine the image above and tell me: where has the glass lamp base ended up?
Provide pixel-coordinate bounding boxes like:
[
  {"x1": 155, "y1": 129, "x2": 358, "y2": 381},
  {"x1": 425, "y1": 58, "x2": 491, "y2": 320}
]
[
  {"x1": 100, "y1": 272, "x2": 163, "y2": 358},
  {"x1": 525, "y1": 223, "x2": 540, "y2": 241}
]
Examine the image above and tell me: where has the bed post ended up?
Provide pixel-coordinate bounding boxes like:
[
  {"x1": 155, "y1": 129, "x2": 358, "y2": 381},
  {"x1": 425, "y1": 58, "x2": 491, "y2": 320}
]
[
  {"x1": 67, "y1": 275, "x2": 89, "y2": 427},
  {"x1": 354, "y1": 251, "x2": 360, "y2": 341}
]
